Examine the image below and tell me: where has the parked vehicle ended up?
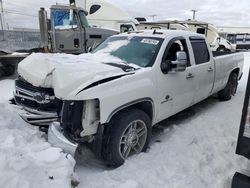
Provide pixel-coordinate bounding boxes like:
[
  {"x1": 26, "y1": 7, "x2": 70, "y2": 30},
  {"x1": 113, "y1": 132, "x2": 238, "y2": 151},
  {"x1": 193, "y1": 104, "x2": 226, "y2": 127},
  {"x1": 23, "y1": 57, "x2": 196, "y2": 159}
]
[
  {"x1": 12, "y1": 30, "x2": 244, "y2": 167},
  {"x1": 218, "y1": 26, "x2": 250, "y2": 50},
  {"x1": 137, "y1": 20, "x2": 234, "y2": 51},
  {"x1": 232, "y1": 68, "x2": 250, "y2": 188},
  {"x1": 224, "y1": 33, "x2": 237, "y2": 50},
  {"x1": 0, "y1": 1, "x2": 118, "y2": 77},
  {"x1": 236, "y1": 33, "x2": 250, "y2": 50},
  {"x1": 82, "y1": 0, "x2": 138, "y2": 32}
]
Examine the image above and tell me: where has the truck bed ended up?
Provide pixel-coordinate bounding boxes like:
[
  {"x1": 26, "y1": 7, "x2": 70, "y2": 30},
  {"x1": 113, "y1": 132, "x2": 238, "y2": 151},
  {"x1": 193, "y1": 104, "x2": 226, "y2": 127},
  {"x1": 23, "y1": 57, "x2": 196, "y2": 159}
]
[
  {"x1": 212, "y1": 51, "x2": 244, "y2": 95},
  {"x1": 212, "y1": 51, "x2": 239, "y2": 57}
]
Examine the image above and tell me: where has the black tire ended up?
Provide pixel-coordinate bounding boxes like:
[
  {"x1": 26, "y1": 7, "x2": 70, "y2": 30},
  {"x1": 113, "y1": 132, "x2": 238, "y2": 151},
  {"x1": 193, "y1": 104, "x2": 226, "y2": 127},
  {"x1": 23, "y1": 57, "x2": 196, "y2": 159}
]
[
  {"x1": 1, "y1": 64, "x2": 16, "y2": 76},
  {"x1": 102, "y1": 108, "x2": 151, "y2": 167},
  {"x1": 218, "y1": 72, "x2": 238, "y2": 101}
]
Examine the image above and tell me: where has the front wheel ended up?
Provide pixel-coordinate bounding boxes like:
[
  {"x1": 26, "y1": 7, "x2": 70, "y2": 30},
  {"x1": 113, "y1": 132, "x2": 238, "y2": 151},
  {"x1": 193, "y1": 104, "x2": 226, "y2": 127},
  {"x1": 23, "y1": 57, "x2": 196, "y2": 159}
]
[
  {"x1": 103, "y1": 109, "x2": 151, "y2": 167},
  {"x1": 218, "y1": 72, "x2": 238, "y2": 101}
]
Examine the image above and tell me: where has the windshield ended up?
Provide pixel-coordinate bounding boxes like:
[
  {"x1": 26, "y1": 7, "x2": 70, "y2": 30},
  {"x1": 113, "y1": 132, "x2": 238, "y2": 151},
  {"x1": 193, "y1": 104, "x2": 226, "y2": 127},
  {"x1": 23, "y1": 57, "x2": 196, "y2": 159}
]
[
  {"x1": 92, "y1": 36, "x2": 163, "y2": 67},
  {"x1": 52, "y1": 9, "x2": 78, "y2": 30}
]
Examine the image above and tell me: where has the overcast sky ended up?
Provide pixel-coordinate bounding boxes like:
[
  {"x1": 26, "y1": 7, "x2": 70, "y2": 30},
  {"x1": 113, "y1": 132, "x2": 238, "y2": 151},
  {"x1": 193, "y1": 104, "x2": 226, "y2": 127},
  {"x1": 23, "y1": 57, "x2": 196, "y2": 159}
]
[{"x1": 2, "y1": 0, "x2": 250, "y2": 29}]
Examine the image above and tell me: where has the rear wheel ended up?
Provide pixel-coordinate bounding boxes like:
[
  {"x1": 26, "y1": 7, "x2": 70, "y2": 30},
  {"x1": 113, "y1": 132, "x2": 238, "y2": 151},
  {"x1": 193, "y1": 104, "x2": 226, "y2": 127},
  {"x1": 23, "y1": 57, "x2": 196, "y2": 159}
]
[
  {"x1": 218, "y1": 72, "x2": 238, "y2": 101},
  {"x1": 103, "y1": 109, "x2": 151, "y2": 167}
]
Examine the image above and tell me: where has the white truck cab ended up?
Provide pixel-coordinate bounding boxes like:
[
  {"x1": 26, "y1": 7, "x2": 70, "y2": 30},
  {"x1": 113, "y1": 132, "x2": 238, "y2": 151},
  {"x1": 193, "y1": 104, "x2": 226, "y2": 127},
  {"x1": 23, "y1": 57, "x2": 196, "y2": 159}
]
[{"x1": 13, "y1": 30, "x2": 244, "y2": 167}]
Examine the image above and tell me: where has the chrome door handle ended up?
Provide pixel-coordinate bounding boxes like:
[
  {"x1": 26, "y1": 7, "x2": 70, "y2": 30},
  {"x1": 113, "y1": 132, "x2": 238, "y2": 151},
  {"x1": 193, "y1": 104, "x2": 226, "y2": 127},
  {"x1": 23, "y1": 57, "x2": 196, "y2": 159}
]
[
  {"x1": 186, "y1": 73, "x2": 194, "y2": 79},
  {"x1": 207, "y1": 67, "x2": 213, "y2": 72}
]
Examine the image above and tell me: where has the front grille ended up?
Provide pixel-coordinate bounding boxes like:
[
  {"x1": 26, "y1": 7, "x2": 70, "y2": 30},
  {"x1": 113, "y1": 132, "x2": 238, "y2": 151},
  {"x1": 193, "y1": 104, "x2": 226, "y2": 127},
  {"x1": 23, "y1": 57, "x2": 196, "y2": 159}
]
[
  {"x1": 15, "y1": 78, "x2": 54, "y2": 95},
  {"x1": 14, "y1": 77, "x2": 62, "y2": 114}
]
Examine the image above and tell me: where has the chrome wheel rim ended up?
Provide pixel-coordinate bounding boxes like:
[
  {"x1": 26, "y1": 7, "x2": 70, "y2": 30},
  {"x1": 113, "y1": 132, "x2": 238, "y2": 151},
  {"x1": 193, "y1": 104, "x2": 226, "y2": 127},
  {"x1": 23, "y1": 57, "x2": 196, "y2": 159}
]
[{"x1": 119, "y1": 120, "x2": 147, "y2": 159}]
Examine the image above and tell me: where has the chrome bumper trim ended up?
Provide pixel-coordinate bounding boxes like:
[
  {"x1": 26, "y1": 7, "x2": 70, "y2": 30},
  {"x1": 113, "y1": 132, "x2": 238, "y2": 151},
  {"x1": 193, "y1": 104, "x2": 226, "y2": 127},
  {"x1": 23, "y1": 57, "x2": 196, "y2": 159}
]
[
  {"x1": 11, "y1": 103, "x2": 58, "y2": 126},
  {"x1": 48, "y1": 122, "x2": 78, "y2": 157},
  {"x1": 14, "y1": 86, "x2": 55, "y2": 104}
]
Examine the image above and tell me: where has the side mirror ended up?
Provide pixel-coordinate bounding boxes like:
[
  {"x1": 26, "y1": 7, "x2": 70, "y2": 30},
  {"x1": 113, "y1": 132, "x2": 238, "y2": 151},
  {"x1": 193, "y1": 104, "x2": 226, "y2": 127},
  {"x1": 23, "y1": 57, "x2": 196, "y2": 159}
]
[
  {"x1": 69, "y1": 8, "x2": 73, "y2": 24},
  {"x1": 161, "y1": 51, "x2": 187, "y2": 74},
  {"x1": 171, "y1": 51, "x2": 188, "y2": 72}
]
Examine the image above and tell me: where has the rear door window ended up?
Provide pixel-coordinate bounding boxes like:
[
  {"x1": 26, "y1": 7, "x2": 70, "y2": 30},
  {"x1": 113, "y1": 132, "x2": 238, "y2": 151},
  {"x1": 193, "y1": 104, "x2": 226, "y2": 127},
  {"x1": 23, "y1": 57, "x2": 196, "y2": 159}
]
[{"x1": 190, "y1": 38, "x2": 210, "y2": 65}]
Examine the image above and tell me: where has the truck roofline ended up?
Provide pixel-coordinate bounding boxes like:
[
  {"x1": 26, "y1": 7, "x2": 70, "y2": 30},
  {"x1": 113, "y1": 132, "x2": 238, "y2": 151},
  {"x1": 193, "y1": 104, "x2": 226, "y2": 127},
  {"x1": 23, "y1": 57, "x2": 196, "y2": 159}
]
[{"x1": 116, "y1": 29, "x2": 206, "y2": 39}]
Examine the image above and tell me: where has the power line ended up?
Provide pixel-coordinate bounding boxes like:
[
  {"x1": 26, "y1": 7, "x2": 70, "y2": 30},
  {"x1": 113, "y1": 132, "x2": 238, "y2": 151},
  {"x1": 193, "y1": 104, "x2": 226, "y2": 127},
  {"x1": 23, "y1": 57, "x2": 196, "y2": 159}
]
[
  {"x1": 4, "y1": 10, "x2": 38, "y2": 17},
  {"x1": 3, "y1": 8, "x2": 38, "y2": 17},
  {"x1": 2, "y1": 0, "x2": 42, "y2": 9}
]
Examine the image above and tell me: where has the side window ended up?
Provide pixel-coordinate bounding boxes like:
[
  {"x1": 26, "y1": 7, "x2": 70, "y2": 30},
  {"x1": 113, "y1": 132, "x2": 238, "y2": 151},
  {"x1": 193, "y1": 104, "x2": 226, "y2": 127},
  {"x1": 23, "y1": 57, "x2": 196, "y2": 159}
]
[
  {"x1": 165, "y1": 39, "x2": 190, "y2": 66},
  {"x1": 90, "y1": 5, "x2": 101, "y2": 15},
  {"x1": 197, "y1": 28, "x2": 206, "y2": 35},
  {"x1": 190, "y1": 39, "x2": 210, "y2": 65},
  {"x1": 79, "y1": 10, "x2": 89, "y2": 27}
]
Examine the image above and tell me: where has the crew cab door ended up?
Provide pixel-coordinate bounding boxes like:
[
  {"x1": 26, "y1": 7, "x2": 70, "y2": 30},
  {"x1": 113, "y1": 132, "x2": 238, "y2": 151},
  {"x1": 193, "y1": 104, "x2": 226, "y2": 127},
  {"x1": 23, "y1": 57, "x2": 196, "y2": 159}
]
[
  {"x1": 156, "y1": 37, "x2": 196, "y2": 121},
  {"x1": 189, "y1": 37, "x2": 215, "y2": 104}
]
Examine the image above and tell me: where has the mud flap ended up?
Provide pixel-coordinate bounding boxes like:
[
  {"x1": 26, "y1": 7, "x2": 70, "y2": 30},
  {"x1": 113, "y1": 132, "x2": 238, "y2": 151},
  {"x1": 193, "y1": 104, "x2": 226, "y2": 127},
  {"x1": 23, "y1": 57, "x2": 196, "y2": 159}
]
[{"x1": 232, "y1": 172, "x2": 250, "y2": 188}]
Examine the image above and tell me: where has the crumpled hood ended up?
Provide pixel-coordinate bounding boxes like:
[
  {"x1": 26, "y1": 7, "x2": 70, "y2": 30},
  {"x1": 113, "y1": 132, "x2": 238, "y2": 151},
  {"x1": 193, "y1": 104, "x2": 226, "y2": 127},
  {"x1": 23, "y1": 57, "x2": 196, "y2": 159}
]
[{"x1": 18, "y1": 53, "x2": 134, "y2": 98}]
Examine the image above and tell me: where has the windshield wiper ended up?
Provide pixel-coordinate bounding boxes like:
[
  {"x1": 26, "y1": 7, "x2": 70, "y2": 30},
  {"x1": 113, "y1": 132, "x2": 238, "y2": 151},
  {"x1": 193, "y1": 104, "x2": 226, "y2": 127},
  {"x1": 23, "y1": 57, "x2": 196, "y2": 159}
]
[{"x1": 104, "y1": 62, "x2": 140, "y2": 72}]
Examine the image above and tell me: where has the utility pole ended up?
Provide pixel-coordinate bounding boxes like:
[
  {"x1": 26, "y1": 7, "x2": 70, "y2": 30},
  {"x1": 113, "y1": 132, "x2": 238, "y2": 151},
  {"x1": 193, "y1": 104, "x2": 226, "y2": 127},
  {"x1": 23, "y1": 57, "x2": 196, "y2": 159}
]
[
  {"x1": 0, "y1": 0, "x2": 5, "y2": 30},
  {"x1": 150, "y1": 14, "x2": 157, "y2": 21},
  {"x1": 191, "y1": 10, "x2": 197, "y2": 20},
  {"x1": 0, "y1": 12, "x2": 3, "y2": 31}
]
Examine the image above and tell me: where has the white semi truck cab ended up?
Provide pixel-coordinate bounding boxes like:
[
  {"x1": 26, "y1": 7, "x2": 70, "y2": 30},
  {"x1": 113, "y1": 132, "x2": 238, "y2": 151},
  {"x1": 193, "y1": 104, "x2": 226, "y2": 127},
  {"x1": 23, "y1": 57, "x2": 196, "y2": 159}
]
[{"x1": 12, "y1": 30, "x2": 244, "y2": 167}]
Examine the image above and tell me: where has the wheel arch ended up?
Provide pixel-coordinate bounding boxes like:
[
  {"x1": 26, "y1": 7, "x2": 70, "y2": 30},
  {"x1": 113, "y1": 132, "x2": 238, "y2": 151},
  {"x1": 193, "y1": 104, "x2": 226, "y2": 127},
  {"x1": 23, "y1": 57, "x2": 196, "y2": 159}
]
[
  {"x1": 231, "y1": 67, "x2": 240, "y2": 77},
  {"x1": 105, "y1": 98, "x2": 155, "y2": 124}
]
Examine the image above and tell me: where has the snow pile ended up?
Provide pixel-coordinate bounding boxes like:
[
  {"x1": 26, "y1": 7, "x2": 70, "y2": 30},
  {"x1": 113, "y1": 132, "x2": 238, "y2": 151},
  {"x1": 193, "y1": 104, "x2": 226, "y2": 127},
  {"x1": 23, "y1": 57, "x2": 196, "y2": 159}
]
[
  {"x1": 0, "y1": 82, "x2": 76, "y2": 188},
  {"x1": 17, "y1": 50, "x2": 129, "y2": 89},
  {"x1": 75, "y1": 52, "x2": 250, "y2": 188}
]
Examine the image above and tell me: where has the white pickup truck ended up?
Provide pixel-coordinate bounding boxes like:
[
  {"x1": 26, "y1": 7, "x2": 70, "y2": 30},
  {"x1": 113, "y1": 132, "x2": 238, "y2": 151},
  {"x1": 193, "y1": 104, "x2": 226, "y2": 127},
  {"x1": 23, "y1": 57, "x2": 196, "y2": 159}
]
[{"x1": 13, "y1": 30, "x2": 244, "y2": 167}]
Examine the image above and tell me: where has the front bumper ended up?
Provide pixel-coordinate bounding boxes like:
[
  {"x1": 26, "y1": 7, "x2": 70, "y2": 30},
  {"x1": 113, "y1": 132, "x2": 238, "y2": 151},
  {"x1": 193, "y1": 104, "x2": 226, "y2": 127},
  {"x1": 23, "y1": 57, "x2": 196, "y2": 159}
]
[
  {"x1": 48, "y1": 122, "x2": 78, "y2": 157},
  {"x1": 10, "y1": 99, "x2": 58, "y2": 126}
]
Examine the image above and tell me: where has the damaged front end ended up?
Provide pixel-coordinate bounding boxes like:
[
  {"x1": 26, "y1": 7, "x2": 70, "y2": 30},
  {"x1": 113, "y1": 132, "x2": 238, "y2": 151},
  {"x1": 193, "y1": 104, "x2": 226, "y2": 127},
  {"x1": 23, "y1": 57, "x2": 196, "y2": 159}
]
[
  {"x1": 12, "y1": 77, "x2": 101, "y2": 156},
  {"x1": 49, "y1": 99, "x2": 101, "y2": 156},
  {"x1": 12, "y1": 77, "x2": 62, "y2": 126}
]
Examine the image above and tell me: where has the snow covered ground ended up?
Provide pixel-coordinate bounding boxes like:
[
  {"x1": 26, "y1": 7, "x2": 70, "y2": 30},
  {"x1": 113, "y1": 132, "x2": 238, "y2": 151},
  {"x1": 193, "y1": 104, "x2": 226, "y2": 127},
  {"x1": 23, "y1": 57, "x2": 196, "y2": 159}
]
[
  {"x1": 0, "y1": 87, "x2": 76, "y2": 187},
  {"x1": 0, "y1": 53, "x2": 249, "y2": 188}
]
